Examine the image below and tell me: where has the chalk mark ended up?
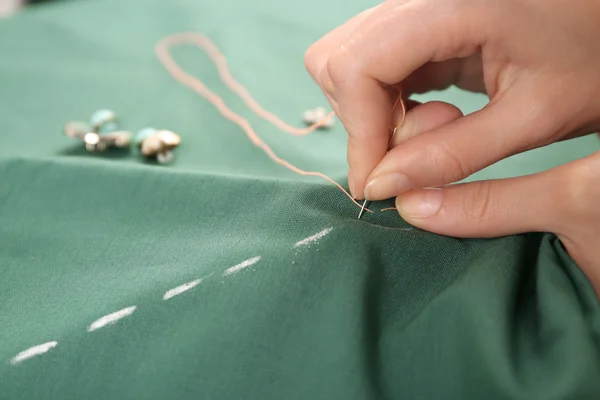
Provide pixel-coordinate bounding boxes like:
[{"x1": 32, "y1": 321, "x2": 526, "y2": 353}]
[
  {"x1": 11, "y1": 341, "x2": 58, "y2": 365},
  {"x1": 87, "y1": 306, "x2": 137, "y2": 332},
  {"x1": 223, "y1": 256, "x2": 261, "y2": 276},
  {"x1": 163, "y1": 279, "x2": 203, "y2": 300},
  {"x1": 294, "y1": 227, "x2": 333, "y2": 248}
]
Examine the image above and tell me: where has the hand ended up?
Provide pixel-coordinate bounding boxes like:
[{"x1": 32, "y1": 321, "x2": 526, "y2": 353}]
[{"x1": 304, "y1": 0, "x2": 600, "y2": 293}]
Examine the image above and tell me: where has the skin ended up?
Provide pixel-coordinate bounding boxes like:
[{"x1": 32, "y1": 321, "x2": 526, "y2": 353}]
[{"x1": 304, "y1": 0, "x2": 600, "y2": 295}]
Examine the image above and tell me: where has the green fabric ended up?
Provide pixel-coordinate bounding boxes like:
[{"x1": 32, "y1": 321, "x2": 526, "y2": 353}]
[{"x1": 1, "y1": 1, "x2": 600, "y2": 399}]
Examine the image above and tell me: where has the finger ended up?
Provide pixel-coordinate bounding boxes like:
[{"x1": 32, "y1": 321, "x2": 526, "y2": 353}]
[
  {"x1": 389, "y1": 101, "x2": 463, "y2": 148},
  {"x1": 332, "y1": 0, "x2": 488, "y2": 86},
  {"x1": 393, "y1": 150, "x2": 600, "y2": 238},
  {"x1": 557, "y1": 151, "x2": 600, "y2": 295},
  {"x1": 402, "y1": 54, "x2": 485, "y2": 97},
  {"x1": 340, "y1": 74, "x2": 393, "y2": 200},
  {"x1": 343, "y1": 94, "x2": 462, "y2": 200},
  {"x1": 304, "y1": 3, "x2": 408, "y2": 198},
  {"x1": 364, "y1": 81, "x2": 565, "y2": 201},
  {"x1": 325, "y1": 0, "x2": 490, "y2": 199},
  {"x1": 304, "y1": 7, "x2": 380, "y2": 139},
  {"x1": 323, "y1": 79, "x2": 409, "y2": 123},
  {"x1": 393, "y1": 151, "x2": 600, "y2": 292},
  {"x1": 304, "y1": 6, "x2": 378, "y2": 92},
  {"x1": 395, "y1": 175, "x2": 559, "y2": 238}
]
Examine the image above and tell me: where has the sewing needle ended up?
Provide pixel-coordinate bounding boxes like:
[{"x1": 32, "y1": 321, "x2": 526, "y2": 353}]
[{"x1": 358, "y1": 199, "x2": 368, "y2": 220}]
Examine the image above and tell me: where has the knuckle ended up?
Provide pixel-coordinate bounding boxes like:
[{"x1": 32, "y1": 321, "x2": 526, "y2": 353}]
[
  {"x1": 320, "y1": 64, "x2": 335, "y2": 97},
  {"x1": 463, "y1": 180, "x2": 495, "y2": 223},
  {"x1": 303, "y1": 45, "x2": 321, "y2": 79},
  {"x1": 563, "y1": 151, "x2": 600, "y2": 211},
  {"x1": 466, "y1": 180, "x2": 493, "y2": 223},
  {"x1": 325, "y1": 49, "x2": 351, "y2": 88},
  {"x1": 429, "y1": 142, "x2": 475, "y2": 183}
]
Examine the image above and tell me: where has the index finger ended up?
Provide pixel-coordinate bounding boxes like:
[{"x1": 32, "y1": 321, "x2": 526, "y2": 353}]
[{"x1": 326, "y1": 0, "x2": 488, "y2": 198}]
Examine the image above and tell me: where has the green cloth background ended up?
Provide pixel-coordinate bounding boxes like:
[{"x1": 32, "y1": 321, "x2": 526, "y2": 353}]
[{"x1": 1, "y1": 0, "x2": 600, "y2": 399}]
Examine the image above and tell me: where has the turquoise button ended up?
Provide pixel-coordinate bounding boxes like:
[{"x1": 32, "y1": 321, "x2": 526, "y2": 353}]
[
  {"x1": 90, "y1": 109, "x2": 116, "y2": 128},
  {"x1": 135, "y1": 127, "x2": 156, "y2": 145},
  {"x1": 98, "y1": 121, "x2": 119, "y2": 134}
]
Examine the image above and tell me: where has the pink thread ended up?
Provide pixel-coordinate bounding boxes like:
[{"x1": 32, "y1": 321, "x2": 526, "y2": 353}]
[{"x1": 155, "y1": 33, "x2": 406, "y2": 212}]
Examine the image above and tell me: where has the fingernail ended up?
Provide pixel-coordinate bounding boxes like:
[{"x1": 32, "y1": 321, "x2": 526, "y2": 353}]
[
  {"x1": 364, "y1": 173, "x2": 412, "y2": 200},
  {"x1": 348, "y1": 168, "x2": 356, "y2": 198},
  {"x1": 396, "y1": 188, "x2": 443, "y2": 218}
]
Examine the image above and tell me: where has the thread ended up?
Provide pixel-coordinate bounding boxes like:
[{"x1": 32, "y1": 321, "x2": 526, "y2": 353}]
[{"x1": 155, "y1": 32, "x2": 405, "y2": 212}]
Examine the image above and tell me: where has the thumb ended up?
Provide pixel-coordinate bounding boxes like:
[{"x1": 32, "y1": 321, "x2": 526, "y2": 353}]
[
  {"x1": 393, "y1": 151, "x2": 600, "y2": 238},
  {"x1": 393, "y1": 148, "x2": 600, "y2": 296}
]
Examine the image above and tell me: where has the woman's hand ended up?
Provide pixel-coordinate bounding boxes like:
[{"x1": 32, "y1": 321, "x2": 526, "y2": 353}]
[{"x1": 304, "y1": 0, "x2": 600, "y2": 293}]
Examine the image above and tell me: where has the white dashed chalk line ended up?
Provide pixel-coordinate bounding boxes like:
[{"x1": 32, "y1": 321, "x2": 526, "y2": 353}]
[
  {"x1": 163, "y1": 279, "x2": 203, "y2": 300},
  {"x1": 223, "y1": 256, "x2": 261, "y2": 276},
  {"x1": 10, "y1": 225, "x2": 343, "y2": 365},
  {"x1": 87, "y1": 306, "x2": 137, "y2": 332},
  {"x1": 11, "y1": 341, "x2": 58, "y2": 365},
  {"x1": 294, "y1": 227, "x2": 333, "y2": 247}
]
